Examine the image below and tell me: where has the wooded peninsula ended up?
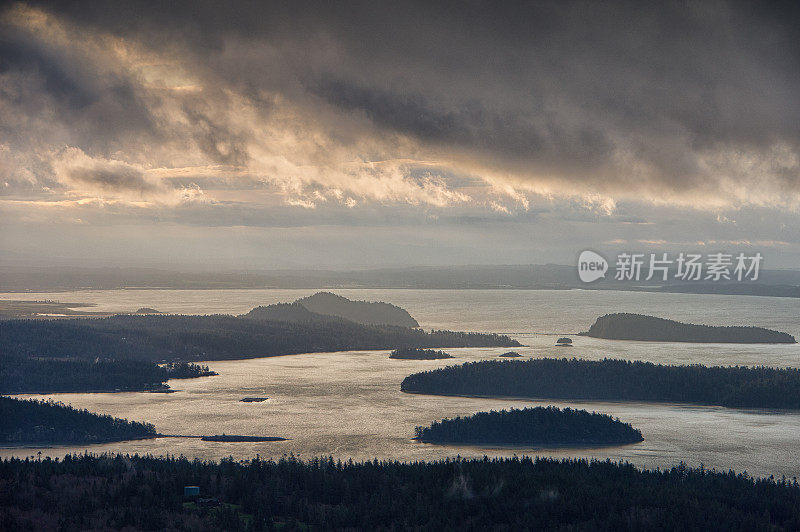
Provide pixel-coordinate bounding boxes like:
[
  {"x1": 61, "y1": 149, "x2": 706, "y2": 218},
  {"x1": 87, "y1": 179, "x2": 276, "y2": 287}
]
[
  {"x1": 0, "y1": 397, "x2": 157, "y2": 444},
  {"x1": 583, "y1": 313, "x2": 796, "y2": 343},
  {"x1": 0, "y1": 358, "x2": 215, "y2": 394},
  {"x1": 0, "y1": 313, "x2": 518, "y2": 363}
]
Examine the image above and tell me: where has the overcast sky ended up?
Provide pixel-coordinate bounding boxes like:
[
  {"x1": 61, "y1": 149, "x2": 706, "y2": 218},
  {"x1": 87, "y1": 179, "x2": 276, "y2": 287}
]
[{"x1": 1, "y1": 1, "x2": 799, "y2": 269}]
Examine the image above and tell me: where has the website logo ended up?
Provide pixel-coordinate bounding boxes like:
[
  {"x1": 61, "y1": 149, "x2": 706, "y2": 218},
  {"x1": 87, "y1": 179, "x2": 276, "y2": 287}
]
[
  {"x1": 578, "y1": 250, "x2": 609, "y2": 283},
  {"x1": 577, "y1": 251, "x2": 763, "y2": 283}
]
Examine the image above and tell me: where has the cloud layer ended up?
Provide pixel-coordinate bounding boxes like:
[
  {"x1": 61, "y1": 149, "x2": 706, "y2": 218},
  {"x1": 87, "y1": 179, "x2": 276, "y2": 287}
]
[{"x1": 1, "y1": 1, "x2": 800, "y2": 267}]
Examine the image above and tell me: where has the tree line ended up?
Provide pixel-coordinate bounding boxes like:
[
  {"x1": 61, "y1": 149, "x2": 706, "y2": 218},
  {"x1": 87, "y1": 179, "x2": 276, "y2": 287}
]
[
  {"x1": 415, "y1": 406, "x2": 643, "y2": 446},
  {"x1": 0, "y1": 397, "x2": 157, "y2": 444},
  {"x1": 401, "y1": 357, "x2": 800, "y2": 409},
  {"x1": 1, "y1": 453, "x2": 799, "y2": 530}
]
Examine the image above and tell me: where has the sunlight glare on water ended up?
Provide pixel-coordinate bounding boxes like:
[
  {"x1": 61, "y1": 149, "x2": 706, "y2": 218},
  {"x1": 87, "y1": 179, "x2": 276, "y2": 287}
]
[{"x1": 1, "y1": 289, "x2": 799, "y2": 479}]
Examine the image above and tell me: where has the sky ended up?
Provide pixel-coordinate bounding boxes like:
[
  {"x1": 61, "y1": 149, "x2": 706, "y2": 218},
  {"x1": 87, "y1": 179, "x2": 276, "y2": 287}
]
[{"x1": 1, "y1": 1, "x2": 799, "y2": 269}]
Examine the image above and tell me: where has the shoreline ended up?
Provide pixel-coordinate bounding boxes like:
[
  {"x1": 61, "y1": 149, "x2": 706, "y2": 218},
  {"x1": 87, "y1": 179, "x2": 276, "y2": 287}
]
[
  {"x1": 413, "y1": 437, "x2": 644, "y2": 450},
  {"x1": 0, "y1": 434, "x2": 289, "y2": 448},
  {"x1": 1, "y1": 285, "x2": 798, "y2": 300},
  {"x1": 400, "y1": 389, "x2": 800, "y2": 413}
]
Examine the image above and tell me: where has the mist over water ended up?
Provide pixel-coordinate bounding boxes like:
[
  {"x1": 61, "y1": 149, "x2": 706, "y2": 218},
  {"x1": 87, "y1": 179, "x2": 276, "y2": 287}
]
[{"x1": 2, "y1": 289, "x2": 799, "y2": 479}]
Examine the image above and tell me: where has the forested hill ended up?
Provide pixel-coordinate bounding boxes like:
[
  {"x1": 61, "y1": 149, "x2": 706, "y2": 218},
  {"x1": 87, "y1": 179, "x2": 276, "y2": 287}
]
[
  {"x1": 0, "y1": 396, "x2": 156, "y2": 444},
  {"x1": 3, "y1": 454, "x2": 800, "y2": 530},
  {"x1": 295, "y1": 292, "x2": 420, "y2": 327},
  {"x1": 584, "y1": 313, "x2": 796, "y2": 343},
  {"x1": 0, "y1": 314, "x2": 519, "y2": 362},
  {"x1": 401, "y1": 358, "x2": 800, "y2": 409}
]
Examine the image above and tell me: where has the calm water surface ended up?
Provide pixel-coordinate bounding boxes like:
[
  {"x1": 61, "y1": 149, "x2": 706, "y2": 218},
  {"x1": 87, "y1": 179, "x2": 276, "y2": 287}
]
[{"x1": 2, "y1": 289, "x2": 799, "y2": 479}]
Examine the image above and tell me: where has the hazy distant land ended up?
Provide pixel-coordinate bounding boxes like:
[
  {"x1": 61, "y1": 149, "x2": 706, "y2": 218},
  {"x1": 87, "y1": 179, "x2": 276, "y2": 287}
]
[
  {"x1": 583, "y1": 313, "x2": 796, "y2": 343},
  {"x1": 401, "y1": 358, "x2": 800, "y2": 409},
  {"x1": 3, "y1": 265, "x2": 800, "y2": 298},
  {"x1": 415, "y1": 407, "x2": 643, "y2": 447},
  {"x1": 0, "y1": 300, "x2": 161, "y2": 320},
  {"x1": 0, "y1": 300, "x2": 111, "y2": 319}
]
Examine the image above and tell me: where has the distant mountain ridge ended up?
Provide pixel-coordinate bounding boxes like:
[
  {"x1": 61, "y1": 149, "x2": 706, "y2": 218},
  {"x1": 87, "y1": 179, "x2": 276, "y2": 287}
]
[
  {"x1": 243, "y1": 293, "x2": 420, "y2": 328},
  {"x1": 243, "y1": 302, "x2": 349, "y2": 324},
  {"x1": 583, "y1": 313, "x2": 796, "y2": 343},
  {"x1": 295, "y1": 292, "x2": 420, "y2": 327}
]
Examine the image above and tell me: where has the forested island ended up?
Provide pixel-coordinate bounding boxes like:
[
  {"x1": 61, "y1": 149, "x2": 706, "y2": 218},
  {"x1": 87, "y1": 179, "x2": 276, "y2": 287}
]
[
  {"x1": 2, "y1": 454, "x2": 799, "y2": 530},
  {"x1": 0, "y1": 313, "x2": 518, "y2": 363},
  {"x1": 415, "y1": 407, "x2": 643, "y2": 446},
  {"x1": 401, "y1": 358, "x2": 800, "y2": 409},
  {"x1": 0, "y1": 397, "x2": 157, "y2": 444},
  {"x1": 498, "y1": 351, "x2": 521, "y2": 357},
  {"x1": 389, "y1": 347, "x2": 453, "y2": 360},
  {"x1": 583, "y1": 313, "x2": 796, "y2": 343},
  {"x1": 0, "y1": 357, "x2": 216, "y2": 394}
]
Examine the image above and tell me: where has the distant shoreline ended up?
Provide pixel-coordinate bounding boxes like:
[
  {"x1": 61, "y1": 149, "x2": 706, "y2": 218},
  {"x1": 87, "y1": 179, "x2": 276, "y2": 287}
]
[{"x1": 1, "y1": 285, "x2": 798, "y2": 298}]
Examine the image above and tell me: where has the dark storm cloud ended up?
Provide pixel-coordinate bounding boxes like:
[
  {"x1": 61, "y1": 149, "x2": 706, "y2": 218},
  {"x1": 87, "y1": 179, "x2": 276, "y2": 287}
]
[
  {"x1": 311, "y1": 77, "x2": 613, "y2": 172},
  {"x1": 56, "y1": 152, "x2": 161, "y2": 193},
  {"x1": 0, "y1": 35, "x2": 94, "y2": 108},
  {"x1": 65, "y1": 164, "x2": 153, "y2": 192},
  {"x1": 5, "y1": 0, "x2": 800, "y2": 199},
  {"x1": 182, "y1": 105, "x2": 250, "y2": 166},
  {"x1": 0, "y1": 18, "x2": 157, "y2": 153}
]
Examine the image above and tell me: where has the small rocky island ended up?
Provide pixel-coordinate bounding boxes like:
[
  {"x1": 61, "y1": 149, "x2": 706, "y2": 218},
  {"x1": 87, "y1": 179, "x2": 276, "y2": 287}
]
[
  {"x1": 498, "y1": 351, "x2": 522, "y2": 358},
  {"x1": 201, "y1": 435, "x2": 286, "y2": 442},
  {"x1": 414, "y1": 407, "x2": 643, "y2": 446},
  {"x1": 556, "y1": 337, "x2": 573, "y2": 346},
  {"x1": 389, "y1": 348, "x2": 453, "y2": 360},
  {"x1": 240, "y1": 397, "x2": 268, "y2": 402},
  {"x1": 134, "y1": 307, "x2": 162, "y2": 314},
  {"x1": 582, "y1": 313, "x2": 796, "y2": 343}
]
